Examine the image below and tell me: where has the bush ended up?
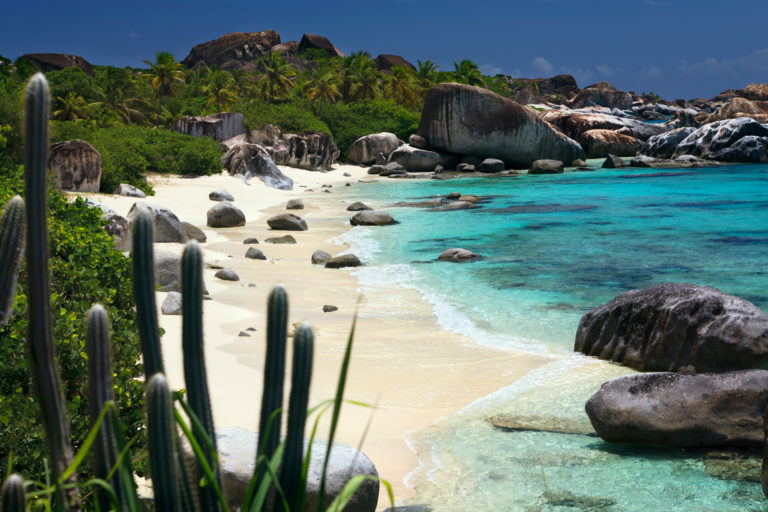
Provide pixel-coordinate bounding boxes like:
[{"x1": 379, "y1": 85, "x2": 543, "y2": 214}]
[
  {"x1": 50, "y1": 122, "x2": 224, "y2": 194},
  {"x1": 235, "y1": 98, "x2": 330, "y2": 135},
  {"x1": 0, "y1": 168, "x2": 145, "y2": 483}
]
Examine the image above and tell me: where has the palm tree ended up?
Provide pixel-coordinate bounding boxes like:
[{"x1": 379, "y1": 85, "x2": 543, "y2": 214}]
[
  {"x1": 304, "y1": 70, "x2": 341, "y2": 115},
  {"x1": 352, "y1": 64, "x2": 380, "y2": 101},
  {"x1": 255, "y1": 51, "x2": 296, "y2": 104},
  {"x1": 202, "y1": 69, "x2": 240, "y2": 112},
  {"x1": 52, "y1": 92, "x2": 89, "y2": 121},
  {"x1": 142, "y1": 51, "x2": 185, "y2": 127},
  {"x1": 452, "y1": 59, "x2": 484, "y2": 86},
  {"x1": 383, "y1": 66, "x2": 418, "y2": 108},
  {"x1": 90, "y1": 68, "x2": 149, "y2": 124},
  {"x1": 416, "y1": 60, "x2": 439, "y2": 89}
]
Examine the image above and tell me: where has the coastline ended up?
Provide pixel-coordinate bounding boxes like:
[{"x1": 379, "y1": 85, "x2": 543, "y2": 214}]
[{"x1": 82, "y1": 164, "x2": 552, "y2": 509}]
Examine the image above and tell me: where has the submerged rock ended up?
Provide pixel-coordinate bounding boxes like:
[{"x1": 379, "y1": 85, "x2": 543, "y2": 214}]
[
  {"x1": 488, "y1": 414, "x2": 595, "y2": 435},
  {"x1": 438, "y1": 248, "x2": 482, "y2": 262}
]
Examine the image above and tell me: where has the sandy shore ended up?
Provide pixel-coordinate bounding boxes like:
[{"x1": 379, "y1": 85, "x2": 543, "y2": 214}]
[{"x1": 83, "y1": 164, "x2": 551, "y2": 509}]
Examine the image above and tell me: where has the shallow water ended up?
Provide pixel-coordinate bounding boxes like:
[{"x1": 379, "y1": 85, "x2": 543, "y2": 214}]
[{"x1": 338, "y1": 164, "x2": 768, "y2": 511}]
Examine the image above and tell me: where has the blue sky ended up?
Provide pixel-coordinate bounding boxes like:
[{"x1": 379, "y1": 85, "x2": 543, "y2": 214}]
[{"x1": 2, "y1": 0, "x2": 766, "y2": 99}]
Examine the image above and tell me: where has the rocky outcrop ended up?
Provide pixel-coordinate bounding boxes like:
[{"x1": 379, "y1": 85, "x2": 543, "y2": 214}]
[
  {"x1": 48, "y1": 140, "x2": 101, "y2": 192},
  {"x1": 581, "y1": 129, "x2": 640, "y2": 158},
  {"x1": 21, "y1": 53, "x2": 95, "y2": 76},
  {"x1": 539, "y1": 110, "x2": 668, "y2": 143},
  {"x1": 585, "y1": 370, "x2": 768, "y2": 447},
  {"x1": 347, "y1": 132, "x2": 403, "y2": 165},
  {"x1": 349, "y1": 211, "x2": 398, "y2": 226},
  {"x1": 644, "y1": 127, "x2": 697, "y2": 159},
  {"x1": 674, "y1": 117, "x2": 768, "y2": 163},
  {"x1": 173, "y1": 113, "x2": 245, "y2": 141},
  {"x1": 418, "y1": 83, "x2": 584, "y2": 168},
  {"x1": 127, "y1": 203, "x2": 188, "y2": 243},
  {"x1": 267, "y1": 213, "x2": 307, "y2": 231},
  {"x1": 271, "y1": 41, "x2": 299, "y2": 56},
  {"x1": 601, "y1": 154, "x2": 625, "y2": 168},
  {"x1": 298, "y1": 34, "x2": 345, "y2": 58},
  {"x1": 388, "y1": 144, "x2": 458, "y2": 171},
  {"x1": 707, "y1": 98, "x2": 768, "y2": 123},
  {"x1": 569, "y1": 81, "x2": 632, "y2": 110},
  {"x1": 375, "y1": 54, "x2": 416, "y2": 72},
  {"x1": 219, "y1": 143, "x2": 294, "y2": 190},
  {"x1": 207, "y1": 202, "x2": 245, "y2": 228},
  {"x1": 575, "y1": 283, "x2": 768, "y2": 373},
  {"x1": 737, "y1": 83, "x2": 768, "y2": 102},
  {"x1": 181, "y1": 30, "x2": 281, "y2": 70},
  {"x1": 223, "y1": 124, "x2": 339, "y2": 171}
]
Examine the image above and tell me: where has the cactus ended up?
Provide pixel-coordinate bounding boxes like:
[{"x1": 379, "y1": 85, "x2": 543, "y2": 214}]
[
  {"x1": 85, "y1": 304, "x2": 126, "y2": 510},
  {"x1": 24, "y1": 73, "x2": 79, "y2": 511},
  {"x1": 254, "y1": 285, "x2": 289, "y2": 493},
  {"x1": 0, "y1": 474, "x2": 26, "y2": 512},
  {"x1": 280, "y1": 322, "x2": 314, "y2": 512},
  {"x1": 0, "y1": 196, "x2": 25, "y2": 326},
  {"x1": 146, "y1": 373, "x2": 183, "y2": 512},
  {"x1": 132, "y1": 206, "x2": 165, "y2": 378},
  {"x1": 181, "y1": 240, "x2": 222, "y2": 512}
]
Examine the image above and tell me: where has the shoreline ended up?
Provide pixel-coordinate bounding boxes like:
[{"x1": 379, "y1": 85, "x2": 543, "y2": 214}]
[{"x1": 82, "y1": 165, "x2": 552, "y2": 509}]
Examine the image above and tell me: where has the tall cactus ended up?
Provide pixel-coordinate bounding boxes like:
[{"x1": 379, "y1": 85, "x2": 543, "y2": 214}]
[
  {"x1": 146, "y1": 373, "x2": 183, "y2": 512},
  {"x1": 24, "y1": 72, "x2": 79, "y2": 511},
  {"x1": 0, "y1": 196, "x2": 25, "y2": 326},
  {"x1": 86, "y1": 304, "x2": 125, "y2": 510},
  {"x1": 254, "y1": 285, "x2": 289, "y2": 493},
  {"x1": 280, "y1": 322, "x2": 314, "y2": 512},
  {"x1": 0, "y1": 474, "x2": 26, "y2": 512},
  {"x1": 181, "y1": 240, "x2": 222, "y2": 511},
  {"x1": 132, "y1": 206, "x2": 164, "y2": 378}
]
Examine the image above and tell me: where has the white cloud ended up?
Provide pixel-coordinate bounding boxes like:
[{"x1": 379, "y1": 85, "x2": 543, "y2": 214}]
[
  {"x1": 596, "y1": 64, "x2": 616, "y2": 77},
  {"x1": 480, "y1": 64, "x2": 504, "y2": 76},
  {"x1": 531, "y1": 57, "x2": 554, "y2": 76},
  {"x1": 678, "y1": 48, "x2": 768, "y2": 80},
  {"x1": 640, "y1": 66, "x2": 664, "y2": 79},
  {"x1": 129, "y1": 30, "x2": 140, "y2": 38}
]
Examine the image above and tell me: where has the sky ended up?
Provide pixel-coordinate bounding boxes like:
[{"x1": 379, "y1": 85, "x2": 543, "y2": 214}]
[{"x1": 1, "y1": 0, "x2": 766, "y2": 100}]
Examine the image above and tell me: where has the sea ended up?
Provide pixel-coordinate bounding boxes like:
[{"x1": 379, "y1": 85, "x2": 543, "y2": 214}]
[{"x1": 336, "y1": 161, "x2": 768, "y2": 512}]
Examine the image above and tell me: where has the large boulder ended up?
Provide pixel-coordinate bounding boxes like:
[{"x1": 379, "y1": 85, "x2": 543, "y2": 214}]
[
  {"x1": 737, "y1": 83, "x2": 768, "y2": 101},
  {"x1": 387, "y1": 144, "x2": 458, "y2": 172},
  {"x1": 173, "y1": 112, "x2": 245, "y2": 141},
  {"x1": 127, "y1": 203, "x2": 189, "y2": 243},
  {"x1": 707, "y1": 97, "x2": 768, "y2": 123},
  {"x1": 418, "y1": 83, "x2": 584, "y2": 168},
  {"x1": 325, "y1": 254, "x2": 362, "y2": 269},
  {"x1": 219, "y1": 142, "x2": 294, "y2": 190},
  {"x1": 223, "y1": 124, "x2": 339, "y2": 171},
  {"x1": 644, "y1": 127, "x2": 697, "y2": 159},
  {"x1": 114, "y1": 183, "x2": 145, "y2": 198},
  {"x1": 101, "y1": 211, "x2": 131, "y2": 252},
  {"x1": 188, "y1": 427, "x2": 378, "y2": 512},
  {"x1": 674, "y1": 117, "x2": 768, "y2": 162},
  {"x1": 181, "y1": 30, "x2": 281, "y2": 70},
  {"x1": 48, "y1": 140, "x2": 101, "y2": 192},
  {"x1": 20, "y1": 53, "x2": 95, "y2": 76},
  {"x1": 569, "y1": 81, "x2": 632, "y2": 110},
  {"x1": 585, "y1": 370, "x2": 768, "y2": 447},
  {"x1": 374, "y1": 54, "x2": 416, "y2": 72},
  {"x1": 154, "y1": 251, "x2": 183, "y2": 292},
  {"x1": 540, "y1": 110, "x2": 668, "y2": 143},
  {"x1": 575, "y1": 283, "x2": 768, "y2": 373},
  {"x1": 298, "y1": 34, "x2": 345, "y2": 58},
  {"x1": 581, "y1": 129, "x2": 640, "y2": 158},
  {"x1": 347, "y1": 132, "x2": 403, "y2": 165},
  {"x1": 267, "y1": 213, "x2": 307, "y2": 231},
  {"x1": 708, "y1": 135, "x2": 768, "y2": 163},
  {"x1": 207, "y1": 202, "x2": 246, "y2": 228},
  {"x1": 529, "y1": 159, "x2": 564, "y2": 174},
  {"x1": 349, "y1": 211, "x2": 397, "y2": 226}
]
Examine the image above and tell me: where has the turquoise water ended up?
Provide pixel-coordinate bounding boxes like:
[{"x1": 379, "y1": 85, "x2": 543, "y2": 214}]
[{"x1": 338, "y1": 164, "x2": 768, "y2": 511}]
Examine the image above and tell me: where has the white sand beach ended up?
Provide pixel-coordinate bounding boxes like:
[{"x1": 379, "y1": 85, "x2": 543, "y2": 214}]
[{"x1": 83, "y1": 165, "x2": 552, "y2": 509}]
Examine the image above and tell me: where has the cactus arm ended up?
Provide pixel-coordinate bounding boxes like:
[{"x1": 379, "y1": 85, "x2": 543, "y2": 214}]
[
  {"x1": 24, "y1": 72, "x2": 79, "y2": 512},
  {"x1": 0, "y1": 196, "x2": 25, "y2": 326},
  {"x1": 181, "y1": 240, "x2": 222, "y2": 511},
  {"x1": 86, "y1": 304, "x2": 127, "y2": 510},
  {"x1": 280, "y1": 322, "x2": 314, "y2": 512},
  {"x1": 0, "y1": 474, "x2": 26, "y2": 512},
  {"x1": 131, "y1": 206, "x2": 165, "y2": 378},
  {"x1": 146, "y1": 373, "x2": 183, "y2": 512}
]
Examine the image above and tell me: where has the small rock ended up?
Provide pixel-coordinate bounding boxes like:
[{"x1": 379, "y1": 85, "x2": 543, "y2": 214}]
[
  {"x1": 409, "y1": 133, "x2": 428, "y2": 148},
  {"x1": 238, "y1": 331, "x2": 250, "y2": 337},
  {"x1": 323, "y1": 305, "x2": 339, "y2": 313},
  {"x1": 571, "y1": 159, "x2": 588, "y2": 167},
  {"x1": 215, "y1": 269, "x2": 240, "y2": 281},
  {"x1": 207, "y1": 202, "x2": 245, "y2": 227},
  {"x1": 243, "y1": 238, "x2": 259, "y2": 244},
  {"x1": 209, "y1": 189, "x2": 235, "y2": 202},
  {"x1": 429, "y1": 200, "x2": 477, "y2": 211},
  {"x1": 477, "y1": 158, "x2": 505, "y2": 173},
  {"x1": 458, "y1": 195, "x2": 479, "y2": 202},
  {"x1": 438, "y1": 248, "x2": 483, "y2": 262},
  {"x1": 367, "y1": 164, "x2": 385, "y2": 175},
  {"x1": 350, "y1": 211, "x2": 397, "y2": 226},
  {"x1": 265, "y1": 234, "x2": 297, "y2": 244},
  {"x1": 345, "y1": 183, "x2": 350, "y2": 186},
  {"x1": 182, "y1": 222, "x2": 207, "y2": 243},
  {"x1": 323, "y1": 189, "x2": 332, "y2": 193},
  {"x1": 286, "y1": 199, "x2": 304, "y2": 210},
  {"x1": 114, "y1": 183, "x2": 145, "y2": 198},
  {"x1": 311, "y1": 250, "x2": 332, "y2": 264},
  {"x1": 206, "y1": 262, "x2": 225, "y2": 270},
  {"x1": 325, "y1": 254, "x2": 362, "y2": 269},
  {"x1": 245, "y1": 247, "x2": 266, "y2": 260},
  {"x1": 446, "y1": 192, "x2": 461, "y2": 200},
  {"x1": 246, "y1": 327, "x2": 257, "y2": 331},
  {"x1": 434, "y1": 165, "x2": 444, "y2": 173},
  {"x1": 602, "y1": 154, "x2": 626, "y2": 168},
  {"x1": 343, "y1": 172, "x2": 351, "y2": 177},
  {"x1": 248, "y1": 283, "x2": 256, "y2": 288},
  {"x1": 161, "y1": 292, "x2": 182, "y2": 315},
  {"x1": 529, "y1": 159, "x2": 565, "y2": 174},
  {"x1": 267, "y1": 213, "x2": 308, "y2": 231}
]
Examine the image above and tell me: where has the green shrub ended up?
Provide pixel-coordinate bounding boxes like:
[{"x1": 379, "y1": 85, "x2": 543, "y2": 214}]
[
  {"x1": 235, "y1": 98, "x2": 330, "y2": 135},
  {"x1": 0, "y1": 168, "x2": 145, "y2": 483}
]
